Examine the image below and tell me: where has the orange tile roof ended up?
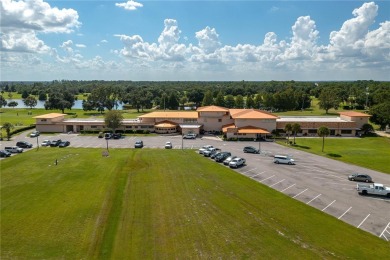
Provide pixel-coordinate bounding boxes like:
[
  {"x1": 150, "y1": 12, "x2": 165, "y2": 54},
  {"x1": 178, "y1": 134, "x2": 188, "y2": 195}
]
[
  {"x1": 139, "y1": 111, "x2": 198, "y2": 119},
  {"x1": 338, "y1": 111, "x2": 371, "y2": 117},
  {"x1": 33, "y1": 113, "x2": 66, "y2": 119},
  {"x1": 197, "y1": 105, "x2": 229, "y2": 112},
  {"x1": 155, "y1": 120, "x2": 178, "y2": 128},
  {"x1": 237, "y1": 126, "x2": 270, "y2": 134},
  {"x1": 222, "y1": 124, "x2": 270, "y2": 134},
  {"x1": 229, "y1": 109, "x2": 278, "y2": 119}
]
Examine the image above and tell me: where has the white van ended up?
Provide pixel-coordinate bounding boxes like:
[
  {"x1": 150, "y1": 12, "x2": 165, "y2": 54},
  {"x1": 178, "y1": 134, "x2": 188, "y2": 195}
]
[{"x1": 274, "y1": 155, "x2": 295, "y2": 165}]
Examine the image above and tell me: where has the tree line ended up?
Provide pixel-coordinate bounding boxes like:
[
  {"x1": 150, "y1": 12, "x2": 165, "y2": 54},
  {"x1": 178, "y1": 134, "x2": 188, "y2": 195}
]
[{"x1": 0, "y1": 80, "x2": 389, "y2": 128}]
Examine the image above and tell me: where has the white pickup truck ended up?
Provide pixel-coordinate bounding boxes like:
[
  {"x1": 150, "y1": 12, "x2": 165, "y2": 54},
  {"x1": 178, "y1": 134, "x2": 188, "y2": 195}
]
[
  {"x1": 356, "y1": 183, "x2": 390, "y2": 197},
  {"x1": 4, "y1": 146, "x2": 24, "y2": 153}
]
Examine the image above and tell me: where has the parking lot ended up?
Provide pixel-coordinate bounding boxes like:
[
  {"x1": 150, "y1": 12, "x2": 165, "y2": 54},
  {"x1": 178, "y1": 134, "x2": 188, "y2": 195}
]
[{"x1": 2, "y1": 133, "x2": 390, "y2": 241}]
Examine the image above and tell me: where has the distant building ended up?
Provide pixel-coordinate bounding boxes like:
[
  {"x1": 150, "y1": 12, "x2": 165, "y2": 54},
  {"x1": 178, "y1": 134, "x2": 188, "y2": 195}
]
[{"x1": 33, "y1": 106, "x2": 371, "y2": 138}]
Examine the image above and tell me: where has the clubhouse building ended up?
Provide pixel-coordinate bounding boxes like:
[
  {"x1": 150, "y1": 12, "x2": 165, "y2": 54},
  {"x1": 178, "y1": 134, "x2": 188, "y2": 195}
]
[{"x1": 33, "y1": 106, "x2": 371, "y2": 138}]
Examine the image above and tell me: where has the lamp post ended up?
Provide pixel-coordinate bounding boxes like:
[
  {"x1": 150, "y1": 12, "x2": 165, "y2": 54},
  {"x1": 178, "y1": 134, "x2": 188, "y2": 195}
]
[
  {"x1": 258, "y1": 134, "x2": 261, "y2": 154},
  {"x1": 106, "y1": 138, "x2": 109, "y2": 151},
  {"x1": 181, "y1": 132, "x2": 184, "y2": 150},
  {"x1": 36, "y1": 135, "x2": 39, "y2": 150}
]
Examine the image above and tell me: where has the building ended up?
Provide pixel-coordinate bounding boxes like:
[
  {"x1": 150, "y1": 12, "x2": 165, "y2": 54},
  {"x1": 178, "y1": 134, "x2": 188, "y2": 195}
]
[{"x1": 33, "y1": 107, "x2": 371, "y2": 138}]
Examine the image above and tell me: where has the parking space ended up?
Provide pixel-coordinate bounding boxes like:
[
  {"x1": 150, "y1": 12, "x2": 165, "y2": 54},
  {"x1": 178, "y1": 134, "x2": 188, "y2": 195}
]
[{"x1": 2, "y1": 133, "x2": 389, "y2": 240}]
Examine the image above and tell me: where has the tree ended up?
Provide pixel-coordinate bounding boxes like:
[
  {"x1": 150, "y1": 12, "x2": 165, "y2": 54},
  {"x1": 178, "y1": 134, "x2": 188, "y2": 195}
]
[
  {"x1": 215, "y1": 91, "x2": 225, "y2": 107},
  {"x1": 24, "y1": 96, "x2": 37, "y2": 109},
  {"x1": 235, "y1": 95, "x2": 244, "y2": 108},
  {"x1": 104, "y1": 110, "x2": 123, "y2": 133},
  {"x1": 246, "y1": 95, "x2": 255, "y2": 108},
  {"x1": 179, "y1": 96, "x2": 188, "y2": 108},
  {"x1": 21, "y1": 90, "x2": 29, "y2": 99},
  {"x1": 202, "y1": 90, "x2": 214, "y2": 106},
  {"x1": 166, "y1": 92, "x2": 179, "y2": 110},
  {"x1": 7, "y1": 101, "x2": 18, "y2": 108},
  {"x1": 284, "y1": 123, "x2": 293, "y2": 144},
  {"x1": 0, "y1": 95, "x2": 7, "y2": 108},
  {"x1": 291, "y1": 123, "x2": 301, "y2": 144},
  {"x1": 318, "y1": 89, "x2": 340, "y2": 114},
  {"x1": 38, "y1": 92, "x2": 47, "y2": 101},
  {"x1": 2, "y1": 122, "x2": 14, "y2": 141},
  {"x1": 45, "y1": 91, "x2": 74, "y2": 113},
  {"x1": 225, "y1": 95, "x2": 235, "y2": 108},
  {"x1": 317, "y1": 126, "x2": 330, "y2": 152},
  {"x1": 370, "y1": 102, "x2": 390, "y2": 130},
  {"x1": 361, "y1": 123, "x2": 374, "y2": 135}
]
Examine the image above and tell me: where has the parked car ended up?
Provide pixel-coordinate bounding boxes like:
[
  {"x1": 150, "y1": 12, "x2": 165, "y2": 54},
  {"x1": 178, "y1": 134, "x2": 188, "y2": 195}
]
[
  {"x1": 113, "y1": 133, "x2": 122, "y2": 139},
  {"x1": 104, "y1": 133, "x2": 112, "y2": 139},
  {"x1": 223, "y1": 155, "x2": 237, "y2": 165},
  {"x1": 165, "y1": 141, "x2": 173, "y2": 149},
  {"x1": 4, "y1": 146, "x2": 23, "y2": 153},
  {"x1": 0, "y1": 150, "x2": 12, "y2": 157},
  {"x1": 16, "y1": 141, "x2": 33, "y2": 148},
  {"x1": 210, "y1": 150, "x2": 223, "y2": 159},
  {"x1": 183, "y1": 133, "x2": 197, "y2": 139},
  {"x1": 199, "y1": 145, "x2": 213, "y2": 154},
  {"x1": 273, "y1": 155, "x2": 295, "y2": 165},
  {"x1": 356, "y1": 183, "x2": 390, "y2": 197},
  {"x1": 229, "y1": 157, "x2": 246, "y2": 168},
  {"x1": 98, "y1": 132, "x2": 104, "y2": 138},
  {"x1": 30, "y1": 131, "x2": 40, "y2": 137},
  {"x1": 243, "y1": 146, "x2": 260, "y2": 154},
  {"x1": 41, "y1": 140, "x2": 51, "y2": 146},
  {"x1": 215, "y1": 152, "x2": 232, "y2": 162},
  {"x1": 348, "y1": 173, "x2": 372, "y2": 183},
  {"x1": 50, "y1": 139, "x2": 62, "y2": 147},
  {"x1": 134, "y1": 140, "x2": 144, "y2": 148},
  {"x1": 59, "y1": 141, "x2": 70, "y2": 147},
  {"x1": 204, "y1": 147, "x2": 220, "y2": 157}
]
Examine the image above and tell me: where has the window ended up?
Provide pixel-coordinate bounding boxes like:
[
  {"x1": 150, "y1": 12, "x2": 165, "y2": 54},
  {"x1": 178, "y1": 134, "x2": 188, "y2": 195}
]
[
  {"x1": 308, "y1": 129, "x2": 317, "y2": 134},
  {"x1": 218, "y1": 119, "x2": 222, "y2": 122},
  {"x1": 341, "y1": 130, "x2": 352, "y2": 134},
  {"x1": 40, "y1": 119, "x2": 47, "y2": 122},
  {"x1": 91, "y1": 126, "x2": 97, "y2": 128}
]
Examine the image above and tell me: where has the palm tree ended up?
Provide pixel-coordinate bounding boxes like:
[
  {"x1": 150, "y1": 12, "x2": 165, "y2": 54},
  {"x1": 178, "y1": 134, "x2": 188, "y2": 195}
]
[
  {"x1": 292, "y1": 123, "x2": 301, "y2": 144},
  {"x1": 2, "y1": 122, "x2": 14, "y2": 141},
  {"x1": 284, "y1": 123, "x2": 292, "y2": 144},
  {"x1": 317, "y1": 126, "x2": 330, "y2": 152}
]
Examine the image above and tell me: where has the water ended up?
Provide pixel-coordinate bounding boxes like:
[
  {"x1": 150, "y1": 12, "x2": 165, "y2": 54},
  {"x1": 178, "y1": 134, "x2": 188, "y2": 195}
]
[{"x1": 4, "y1": 99, "x2": 123, "y2": 110}]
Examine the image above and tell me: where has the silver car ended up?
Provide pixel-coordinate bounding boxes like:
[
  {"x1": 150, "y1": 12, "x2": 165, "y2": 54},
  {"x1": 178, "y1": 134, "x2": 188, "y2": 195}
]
[
  {"x1": 348, "y1": 173, "x2": 372, "y2": 183},
  {"x1": 223, "y1": 155, "x2": 237, "y2": 165}
]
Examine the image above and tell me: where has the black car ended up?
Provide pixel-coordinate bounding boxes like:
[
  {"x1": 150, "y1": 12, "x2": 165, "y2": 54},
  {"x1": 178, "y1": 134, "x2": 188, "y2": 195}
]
[
  {"x1": 113, "y1": 133, "x2": 122, "y2": 139},
  {"x1": 134, "y1": 140, "x2": 143, "y2": 148},
  {"x1": 215, "y1": 152, "x2": 232, "y2": 162},
  {"x1": 16, "y1": 141, "x2": 33, "y2": 148},
  {"x1": 0, "y1": 150, "x2": 12, "y2": 157},
  {"x1": 243, "y1": 146, "x2": 260, "y2": 154},
  {"x1": 59, "y1": 141, "x2": 70, "y2": 147},
  {"x1": 50, "y1": 140, "x2": 62, "y2": 147}
]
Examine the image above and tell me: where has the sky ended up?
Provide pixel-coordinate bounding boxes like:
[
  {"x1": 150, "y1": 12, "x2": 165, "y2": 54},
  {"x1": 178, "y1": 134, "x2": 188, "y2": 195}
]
[{"x1": 1, "y1": 0, "x2": 389, "y2": 81}]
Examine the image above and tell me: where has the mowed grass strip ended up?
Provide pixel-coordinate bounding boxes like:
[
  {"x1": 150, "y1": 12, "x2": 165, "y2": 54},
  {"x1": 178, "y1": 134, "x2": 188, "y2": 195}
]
[
  {"x1": 278, "y1": 136, "x2": 390, "y2": 174},
  {"x1": 1, "y1": 149, "x2": 389, "y2": 259}
]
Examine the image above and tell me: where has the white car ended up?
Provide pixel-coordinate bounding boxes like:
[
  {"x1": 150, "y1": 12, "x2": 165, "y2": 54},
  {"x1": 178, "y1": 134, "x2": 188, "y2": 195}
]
[
  {"x1": 223, "y1": 156, "x2": 237, "y2": 165},
  {"x1": 41, "y1": 140, "x2": 51, "y2": 146},
  {"x1": 30, "y1": 131, "x2": 40, "y2": 137},
  {"x1": 229, "y1": 157, "x2": 246, "y2": 168},
  {"x1": 165, "y1": 141, "x2": 173, "y2": 149},
  {"x1": 198, "y1": 145, "x2": 213, "y2": 154}
]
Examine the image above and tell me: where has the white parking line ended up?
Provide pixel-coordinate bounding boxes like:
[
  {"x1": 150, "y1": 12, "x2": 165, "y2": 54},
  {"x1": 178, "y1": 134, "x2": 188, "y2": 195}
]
[
  {"x1": 322, "y1": 200, "x2": 336, "y2": 212},
  {"x1": 338, "y1": 207, "x2": 352, "y2": 219},
  {"x1": 270, "y1": 179, "x2": 285, "y2": 187},
  {"x1": 357, "y1": 214, "x2": 370, "y2": 228},
  {"x1": 306, "y1": 194, "x2": 321, "y2": 205},
  {"x1": 379, "y1": 222, "x2": 390, "y2": 241},
  {"x1": 250, "y1": 171, "x2": 265, "y2": 178},
  {"x1": 293, "y1": 188, "x2": 308, "y2": 198},
  {"x1": 281, "y1": 184, "x2": 295, "y2": 192},
  {"x1": 242, "y1": 168, "x2": 257, "y2": 174},
  {"x1": 260, "y1": 175, "x2": 275, "y2": 182}
]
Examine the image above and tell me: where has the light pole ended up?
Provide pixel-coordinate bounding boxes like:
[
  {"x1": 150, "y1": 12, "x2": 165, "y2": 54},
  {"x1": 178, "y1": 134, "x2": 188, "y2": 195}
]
[
  {"x1": 36, "y1": 135, "x2": 39, "y2": 150},
  {"x1": 258, "y1": 134, "x2": 261, "y2": 154},
  {"x1": 181, "y1": 132, "x2": 184, "y2": 150},
  {"x1": 106, "y1": 138, "x2": 109, "y2": 151}
]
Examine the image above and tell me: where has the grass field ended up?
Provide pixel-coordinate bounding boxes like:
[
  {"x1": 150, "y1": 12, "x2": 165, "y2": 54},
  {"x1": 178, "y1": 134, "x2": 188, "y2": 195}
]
[
  {"x1": 1, "y1": 149, "x2": 389, "y2": 259},
  {"x1": 278, "y1": 136, "x2": 390, "y2": 174}
]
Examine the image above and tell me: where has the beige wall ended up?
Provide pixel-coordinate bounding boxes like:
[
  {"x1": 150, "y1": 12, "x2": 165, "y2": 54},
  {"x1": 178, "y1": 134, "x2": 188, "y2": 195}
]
[
  {"x1": 198, "y1": 115, "x2": 233, "y2": 131},
  {"x1": 36, "y1": 124, "x2": 64, "y2": 133},
  {"x1": 340, "y1": 115, "x2": 369, "y2": 128}
]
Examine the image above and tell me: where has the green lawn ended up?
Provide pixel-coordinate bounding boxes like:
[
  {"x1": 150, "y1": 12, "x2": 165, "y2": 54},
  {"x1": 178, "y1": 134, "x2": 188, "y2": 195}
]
[
  {"x1": 1, "y1": 149, "x2": 389, "y2": 259},
  {"x1": 278, "y1": 136, "x2": 390, "y2": 174}
]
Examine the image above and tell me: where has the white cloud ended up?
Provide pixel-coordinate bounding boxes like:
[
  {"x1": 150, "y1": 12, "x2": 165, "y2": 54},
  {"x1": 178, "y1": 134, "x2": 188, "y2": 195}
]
[
  {"x1": 195, "y1": 26, "x2": 221, "y2": 54},
  {"x1": 0, "y1": 0, "x2": 80, "y2": 53},
  {"x1": 115, "y1": 1, "x2": 143, "y2": 11},
  {"x1": 75, "y1": 44, "x2": 86, "y2": 48}
]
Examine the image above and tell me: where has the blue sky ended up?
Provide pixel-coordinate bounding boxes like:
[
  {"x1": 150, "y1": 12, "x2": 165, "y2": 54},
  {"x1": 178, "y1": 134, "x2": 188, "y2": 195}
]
[{"x1": 1, "y1": 0, "x2": 389, "y2": 81}]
